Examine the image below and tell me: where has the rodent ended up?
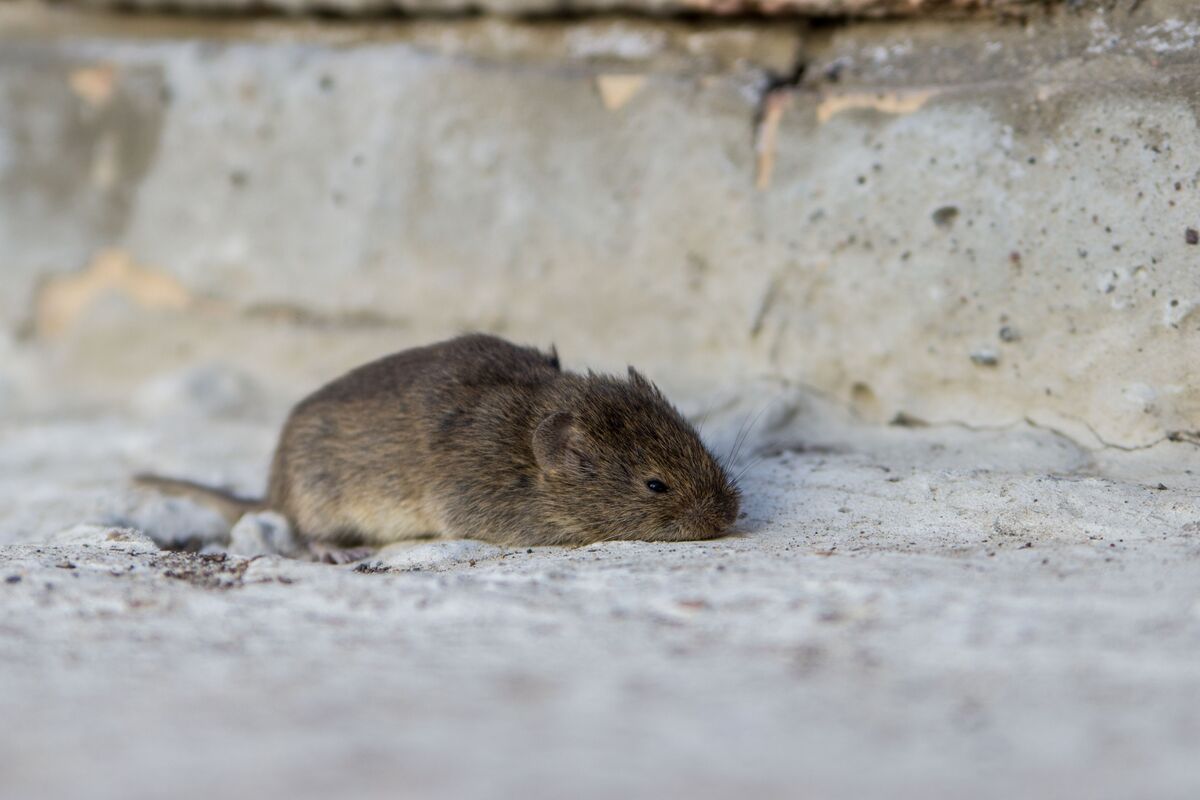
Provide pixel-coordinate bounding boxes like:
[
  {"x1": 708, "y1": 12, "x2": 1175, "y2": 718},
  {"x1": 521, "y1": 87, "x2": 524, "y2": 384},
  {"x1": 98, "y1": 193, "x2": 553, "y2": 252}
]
[{"x1": 138, "y1": 333, "x2": 741, "y2": 547}]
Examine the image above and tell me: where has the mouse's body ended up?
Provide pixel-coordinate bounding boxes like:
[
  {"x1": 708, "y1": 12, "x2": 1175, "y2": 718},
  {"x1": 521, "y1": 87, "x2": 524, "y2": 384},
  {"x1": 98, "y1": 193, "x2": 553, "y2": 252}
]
[{"x1": 139, "y1": 334, "x2": 740, "y2": 547}]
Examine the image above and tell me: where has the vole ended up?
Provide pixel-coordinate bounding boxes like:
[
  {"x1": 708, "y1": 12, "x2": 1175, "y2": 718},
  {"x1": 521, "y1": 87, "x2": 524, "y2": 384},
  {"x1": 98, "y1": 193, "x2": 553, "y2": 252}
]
[{"x1": 138, "y1": 334, "x2": 741, "y2": 548}]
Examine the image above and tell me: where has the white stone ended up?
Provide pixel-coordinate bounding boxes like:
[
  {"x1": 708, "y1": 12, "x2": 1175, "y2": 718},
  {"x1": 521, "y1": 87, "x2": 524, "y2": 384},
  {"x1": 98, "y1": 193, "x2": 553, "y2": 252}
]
[{"x1": 228, "y1": 511, "x2": 299, "y2": 557}]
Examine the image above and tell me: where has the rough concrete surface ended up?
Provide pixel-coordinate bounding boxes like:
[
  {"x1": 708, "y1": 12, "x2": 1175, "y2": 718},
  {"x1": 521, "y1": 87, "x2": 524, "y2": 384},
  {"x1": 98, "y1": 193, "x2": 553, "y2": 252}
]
[
  {"x1": 2, "y1": 2, "x2": 1200, "y2": 449},
  {"x1": 2, "y1": 1, "x2": 1200, "y2": 798},
  {"x1": 47, "y1": 0, "x2": 1045, "y2": 21},
  {"x1": 2, "y1": 397, "x2": 1200, "y2": 800}
]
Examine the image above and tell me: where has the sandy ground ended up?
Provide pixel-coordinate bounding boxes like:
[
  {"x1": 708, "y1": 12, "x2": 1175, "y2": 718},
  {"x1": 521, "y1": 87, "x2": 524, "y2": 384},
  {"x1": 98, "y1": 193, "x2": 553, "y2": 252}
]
[{"x1": 2, "y1": 396, "x2": 1200, "y2": 800}]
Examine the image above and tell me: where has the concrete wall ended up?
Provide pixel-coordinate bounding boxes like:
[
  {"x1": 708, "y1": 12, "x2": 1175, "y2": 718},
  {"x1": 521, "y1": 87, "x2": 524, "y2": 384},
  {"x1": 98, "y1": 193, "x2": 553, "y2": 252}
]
[
  {"x1": 50, "y1": 0, "x2": 1043, "y2": 18},
  {"x1": 1, "y1": 1, "x2": 1199, "y2": 450}
]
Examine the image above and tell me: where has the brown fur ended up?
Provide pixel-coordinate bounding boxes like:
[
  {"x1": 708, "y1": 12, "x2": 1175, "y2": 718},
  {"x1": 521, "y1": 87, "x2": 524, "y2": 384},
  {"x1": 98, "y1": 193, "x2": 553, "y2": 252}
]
[{"x1": 138, "y1": 334, "x2": 741, "y2": 547}]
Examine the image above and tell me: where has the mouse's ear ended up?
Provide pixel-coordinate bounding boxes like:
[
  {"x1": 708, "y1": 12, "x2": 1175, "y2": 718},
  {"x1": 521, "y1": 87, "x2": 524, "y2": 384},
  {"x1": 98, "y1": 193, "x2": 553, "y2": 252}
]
[{"x1": 533, "y1": 411, "x2": 579, "y2": 472}]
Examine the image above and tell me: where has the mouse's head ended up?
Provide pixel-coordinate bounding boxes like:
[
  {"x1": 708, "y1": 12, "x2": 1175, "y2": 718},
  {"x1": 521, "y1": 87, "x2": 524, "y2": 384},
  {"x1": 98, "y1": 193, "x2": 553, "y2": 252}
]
[{"x1": 533, "y1": 368, "x2": 741, "y2": 543}]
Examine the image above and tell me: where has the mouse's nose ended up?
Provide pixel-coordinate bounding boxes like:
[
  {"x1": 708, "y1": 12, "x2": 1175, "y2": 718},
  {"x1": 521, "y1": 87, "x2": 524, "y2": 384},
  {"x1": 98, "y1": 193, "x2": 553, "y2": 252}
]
[
  {"x1": 718, "y1": 492, "x2": 740, "y2": 526},
  {"x1": 687, "y1": 504, "x2": 736, "y2": 539}
]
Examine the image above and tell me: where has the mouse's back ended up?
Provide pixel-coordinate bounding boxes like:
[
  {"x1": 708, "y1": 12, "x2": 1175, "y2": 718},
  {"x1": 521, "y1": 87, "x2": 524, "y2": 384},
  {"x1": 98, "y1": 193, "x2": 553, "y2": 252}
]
[{"x1": 267, "y1": 334, "x2": 561, "y2": 545}]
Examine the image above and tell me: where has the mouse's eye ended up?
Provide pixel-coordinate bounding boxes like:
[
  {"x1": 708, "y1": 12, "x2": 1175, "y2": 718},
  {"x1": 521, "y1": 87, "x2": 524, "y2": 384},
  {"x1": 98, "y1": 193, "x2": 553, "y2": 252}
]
[{"x1": 646, "y1": 479, "x2": 669, "y2": 494}]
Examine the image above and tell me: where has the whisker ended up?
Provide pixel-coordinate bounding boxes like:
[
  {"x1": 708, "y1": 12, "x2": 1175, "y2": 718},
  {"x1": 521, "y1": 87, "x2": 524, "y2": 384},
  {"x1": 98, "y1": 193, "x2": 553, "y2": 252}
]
[
  {"x1": 733, "y1": 457, "x2": 765, "y2": 484},
  {"x1": 730, "y1": 405, "x2": 769, "y2": 466},
  {"x1": 726, "y1": 410, "x2": 753, "y2": 465}
]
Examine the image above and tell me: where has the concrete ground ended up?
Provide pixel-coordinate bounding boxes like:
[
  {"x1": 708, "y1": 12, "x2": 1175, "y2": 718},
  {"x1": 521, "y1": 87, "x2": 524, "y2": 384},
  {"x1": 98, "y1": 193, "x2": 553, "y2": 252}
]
[
  {"x1": 3, "y1": 403, "x2": 1199, "y2": 800},
  {"x1": 3, "y1": 1, "x2": 1200, "y2": 797}
]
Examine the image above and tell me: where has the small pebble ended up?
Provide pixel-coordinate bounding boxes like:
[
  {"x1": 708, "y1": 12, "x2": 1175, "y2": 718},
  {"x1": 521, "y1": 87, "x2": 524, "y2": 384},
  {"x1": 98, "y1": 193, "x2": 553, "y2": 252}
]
[
  {"x1": 998, "y1": 326, "x2": 1021, "y2": 343},
  {"x1": 970, "y1": 349, "x2": 1000, "y2": 367},
  {"x1": 5, "y1": 575, "x2": 20, "y2": 584}
]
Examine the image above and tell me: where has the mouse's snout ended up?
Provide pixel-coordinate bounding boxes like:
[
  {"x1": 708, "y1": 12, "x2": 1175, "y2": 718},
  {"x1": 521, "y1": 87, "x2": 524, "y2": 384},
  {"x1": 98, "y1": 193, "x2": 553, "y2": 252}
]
[
  {"x1": 721, "y1": 505, "x2": 739, "y2": 533},
  {"x1": 720, "y1": 488, "x2": 742, "y2": 526},
  {"x1": 681, "y1": 495, "x2": 739, "y2": 540}
]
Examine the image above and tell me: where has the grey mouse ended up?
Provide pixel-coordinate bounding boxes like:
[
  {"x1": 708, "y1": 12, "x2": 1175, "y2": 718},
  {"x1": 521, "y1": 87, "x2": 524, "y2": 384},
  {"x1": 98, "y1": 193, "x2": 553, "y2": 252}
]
[{"x1": 138, "y1": 334, "x2": 741, "y2": 547}]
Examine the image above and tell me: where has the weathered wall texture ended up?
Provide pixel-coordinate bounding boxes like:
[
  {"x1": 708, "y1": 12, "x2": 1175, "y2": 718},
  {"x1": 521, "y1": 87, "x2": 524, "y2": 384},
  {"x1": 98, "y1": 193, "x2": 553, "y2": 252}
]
[
  {"x1": 1, "y1": 2, "x2": 1199, "y2": 450},
  {"x1": 46, "y1": 0, "x2": 1044, "y2": 19}
]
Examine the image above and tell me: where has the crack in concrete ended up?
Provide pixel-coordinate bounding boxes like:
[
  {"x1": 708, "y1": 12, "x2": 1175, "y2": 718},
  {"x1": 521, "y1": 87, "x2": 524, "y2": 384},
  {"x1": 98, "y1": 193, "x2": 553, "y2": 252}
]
[
  {"x1": 755, "y1": 373, "x2": 1197, "y2": 457},
  {"x1": 752, "y1": 39, "x2": 806, "y2": 189},
  {"x1": 895, "y1": 413, "x2": 1199, "y2": 455}
]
